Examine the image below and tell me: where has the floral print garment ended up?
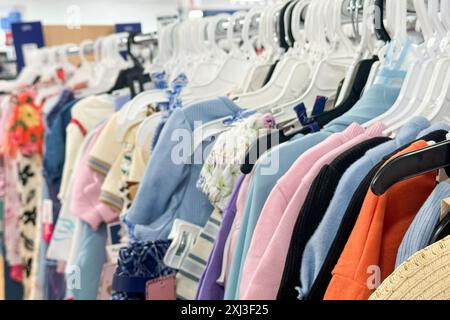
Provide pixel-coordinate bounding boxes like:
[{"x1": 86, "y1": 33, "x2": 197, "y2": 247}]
[
  {"x1": 197, "y1": 113, "x2": 275, "y2": 211},
  {"x1": 17, "y1": 153, "x2": 42, "y2": 299},
  {"x1": 4, "y1": 91, "x2": 44, "y2": 158},
  {"x1": 3, "y1": 90, "x2": 44, "y2": 299}
]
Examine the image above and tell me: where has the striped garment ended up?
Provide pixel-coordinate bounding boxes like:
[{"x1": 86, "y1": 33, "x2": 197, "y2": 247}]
[{"x1": 176, "y1": 209, "x2": 222, "y2": 300}]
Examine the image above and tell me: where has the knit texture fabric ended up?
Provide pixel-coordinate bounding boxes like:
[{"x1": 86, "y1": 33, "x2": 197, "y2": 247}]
[{"x1": 395, "y1": 181, "x2": 450, "y2": 267}]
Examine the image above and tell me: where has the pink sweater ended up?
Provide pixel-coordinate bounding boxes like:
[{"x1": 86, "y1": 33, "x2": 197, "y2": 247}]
[
  {"x1": 69, "y1": 124, "x2": 119, "y2": 230},
  {"x1": 240, "y1": 122, "x2": 386, "y2": 300}
]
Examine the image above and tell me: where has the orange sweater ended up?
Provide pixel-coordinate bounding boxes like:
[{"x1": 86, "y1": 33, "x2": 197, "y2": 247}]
[{"x1": 324, "y1": 140, "x2": 437, "y2": 300}]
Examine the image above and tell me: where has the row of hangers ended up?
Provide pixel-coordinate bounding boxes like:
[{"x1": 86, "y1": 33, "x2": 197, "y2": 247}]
[
  {"x1": 241, "y1": 0, "x2": 450, "y2": 174},
  {"x1": 368, "y1": 0, "x2": 450, "y2": 243},
  {"x1": 0, "y1": 31, "x2": 157, "y2": 100},
  {"x1": 116, "y1": 0, "x2": 365, "y2": 155},
  {"x1": 188, "y1": 0, "x2": 374, "y2": 157}
]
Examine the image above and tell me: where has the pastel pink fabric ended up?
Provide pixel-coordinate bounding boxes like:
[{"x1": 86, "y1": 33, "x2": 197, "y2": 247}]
[
  {"x1": 221, "y1": 173, "x2": 252, "y2": 284},
  {"x1": 69, "y1": 124, "x2": 119, "y2": 230},
  {"x1": 240, "y1": 122, "x2": 386, "y2": 300}
]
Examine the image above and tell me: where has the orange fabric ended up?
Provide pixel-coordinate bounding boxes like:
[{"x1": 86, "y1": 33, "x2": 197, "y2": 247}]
[{"x1": 324, "y1": 140, "x2": 437, "y2": 300}]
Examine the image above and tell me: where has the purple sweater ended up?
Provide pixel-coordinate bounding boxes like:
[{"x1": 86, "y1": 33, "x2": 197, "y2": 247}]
[{"x1": 196, "y1": 175, "x2": 245, "y2": 300}]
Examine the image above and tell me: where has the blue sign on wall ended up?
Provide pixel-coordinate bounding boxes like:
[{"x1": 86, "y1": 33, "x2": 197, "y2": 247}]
[
  {"x1": 1, "y1": 10, "x2": 22, "y2": 31},
  {"x1": 203, "y1": 10, "x2": 241, "y2": 16},
  {"x1": 115, "y1": 23, "x2": 142, "y2": 34},
  {"x1": 115, "y1": 23, "x2": 142, "y2": 59},
  {"x1": 11, "y1": 21, "x2": 44, "y2": 72}
]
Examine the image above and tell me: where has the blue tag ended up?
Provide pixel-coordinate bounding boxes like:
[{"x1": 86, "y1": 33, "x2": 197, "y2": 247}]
[
  {"x1": 165, "y1": 73, "x2": 188, "y2": 110},
  {"x1": 293, "y1": 102, "x2": 321, "y2": 132},
  {"x1": 293, "y1": 102, "x2": 309, "y2": 125},
  {"x1": 151, "y1": 72, "x2": 168, "y2": 89},
  {"x1": 311, "y1": 96, "x2": 327, "y2": 117}
]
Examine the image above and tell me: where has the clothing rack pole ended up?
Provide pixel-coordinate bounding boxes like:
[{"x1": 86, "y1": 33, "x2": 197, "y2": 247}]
[{"x1": 63, "y1": 31, "x2": 158, "y2": 57}]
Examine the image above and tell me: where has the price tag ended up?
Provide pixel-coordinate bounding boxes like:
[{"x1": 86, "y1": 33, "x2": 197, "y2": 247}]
[{"x1": 146, "y1": 274, "x2": 176, "y2": 300}]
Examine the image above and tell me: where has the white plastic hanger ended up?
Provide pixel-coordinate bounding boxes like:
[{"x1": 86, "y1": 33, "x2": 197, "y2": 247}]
[
  {"x1": 232, "y1": 8, "x2": 270, "y2": 93},
  {"x1": 88, "y1": 33, "x2": 132, "y2": 95},
  {"x1": 402, "y1": 0, "x2": 450, "y2": 124},
  {"x1": 126, "y1": 16, "x2": 233, "y2": 127},
  {"x1": 0, "y1": 47, "x2": 46, "y2": 92},
  {"x1": 180, "y1": 12, "x2": 256, "y2": 103},
  {"x1": 66, "y1": 39, "x2": 95, "y2": 91},
  {"x1": 441, "y1": 0, "x2": 450, "y2": 31},
  {"x1": 363, "y1": 0, "x2": 430, "y2": 129},
  {"x1": 383, "y1": 0, "x2": 445, "y2": 133},
  {"x1": 334, "y1": 0, "x2": 375, "y2": 107},
  {"x1": 232, "y1": 1, "x2": 312, "y2": 110},
  {"x1": 189, "y1": 0, "x2": 355, "y2": 155},
  {"x1": 188, "y1": 18, "x2": 224, "y2": 86},
  {"x1": 272, "y1": 0, "x2": 355, "y2": 126},
  {"x1": 134, "y1": 12, "x2": 268, "y2": 148},
  {"x1": 188, "y1": 2, "x2": 288, "y2": 155}
]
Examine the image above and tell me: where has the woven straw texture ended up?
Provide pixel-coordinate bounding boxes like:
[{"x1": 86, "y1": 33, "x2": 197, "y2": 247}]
[{"x1": 370, "y1": 236, "x2": 450, "y2": 300}]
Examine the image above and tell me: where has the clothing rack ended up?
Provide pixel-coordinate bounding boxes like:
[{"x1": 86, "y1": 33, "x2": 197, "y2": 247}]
[{"x1": 64, "y1": 31, "x2": 159, "y2": 57}]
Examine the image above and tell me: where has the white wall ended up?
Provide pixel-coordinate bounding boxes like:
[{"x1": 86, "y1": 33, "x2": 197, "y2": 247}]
[{"x1": 0, "y1": 0, "x2": 179, "y2": 32}]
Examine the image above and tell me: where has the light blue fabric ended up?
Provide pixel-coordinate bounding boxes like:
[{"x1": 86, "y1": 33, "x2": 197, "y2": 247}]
[
  {"x1": 125, "y1": 96, "x2": 242, "y2": 241},
  {"x1": 66, "y1": 221, "x2": 107, "y2": 300},
  {"x1": 224, "y1": 42, "x2": 413, "y2": 300},
  {"x1": 297, "y1": 116, "x2": 431, "y2": 299},
  {"x1": 396, "y1": 181, "x2": 450, "y2": 267},
  {"x1": 416, "y1": 121, "x2": 450, "y2": 138}
]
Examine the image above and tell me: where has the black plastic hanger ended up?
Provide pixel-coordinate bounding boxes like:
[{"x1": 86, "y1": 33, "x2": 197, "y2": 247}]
[
  {"x1": 302, "y1": 56, "x2": 378, "y2": 129},
  {"x1": 278, "y1": 1, "x2": 293, "y2": 51},
  {"x1": 109, "y1": 32, "x2": 149, "y2": 97},
  {"x1": 284, "y1": 0, "x2": 298, "y2": 47},
  {"x1": 370, "y1": 140, "x2": 450, "y2": 196},
  {"x1": 374, "y1": 0, "x2": 391, "y2": 42},
  {"x1": 429, "y1": 213, "x2": 450, "y2": 244}
]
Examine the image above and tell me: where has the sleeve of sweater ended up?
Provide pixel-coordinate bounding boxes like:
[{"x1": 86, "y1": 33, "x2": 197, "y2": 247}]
[
  {"x1": 125, "y1": 109, "x2": 190, "y2": 227},
  {"x1": 58, "y1": 123, "x2": 84, "y2": 201}
]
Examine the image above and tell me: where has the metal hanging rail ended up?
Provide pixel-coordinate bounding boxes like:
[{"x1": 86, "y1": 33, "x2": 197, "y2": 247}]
[{"x1": 63, "y1": 31, "x2": 158, "y2": 56}]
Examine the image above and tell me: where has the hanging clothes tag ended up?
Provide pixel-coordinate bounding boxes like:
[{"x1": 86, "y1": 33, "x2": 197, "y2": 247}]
[
  {"x1": 145, "y1": 273, "x2": 176, "y2": 300},
  {"x1": 293, "y1": 102, "x2": 309, "y2": 126},
  {"x1": 151, "y1": 71, "x2": 168, "y2": 89},
  {"x1": 97, "y1": 263, "x2": 117, "y2": 300},
  {"x1": 107, "y1": 222, "x2": 122, "y2": 246},
  {"x1": 163, "y1": 219, "x2": 201, "y2": 269},
  {"x1": 311, "y1": 95, "x2": 328, "y2": 117},
  {"x1": 293, "y1": 102, "x2": 321, "y2": 133},
  {"x1": 42, "y1": 199, "x2": 53, "y2": 242}
]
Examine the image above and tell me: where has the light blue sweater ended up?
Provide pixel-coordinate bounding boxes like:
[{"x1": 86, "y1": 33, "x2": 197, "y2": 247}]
[
  {"x1": 297, "y1": 118, "x2": 450, "y2": 299},
  {"x1": 224, "y1": 67, "x2": 410, "y2": 300},
  {"x1": 125, "y1": 97, "x2": 242, "y2": 241},
  {"x1": 396, "y1": 181, "x2": 450, "y2": 267}
]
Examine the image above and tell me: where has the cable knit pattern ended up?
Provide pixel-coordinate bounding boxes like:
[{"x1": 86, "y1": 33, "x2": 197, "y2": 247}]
[{"x1": 396, "y1": 182, "x2": 450, "y2": 267}]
